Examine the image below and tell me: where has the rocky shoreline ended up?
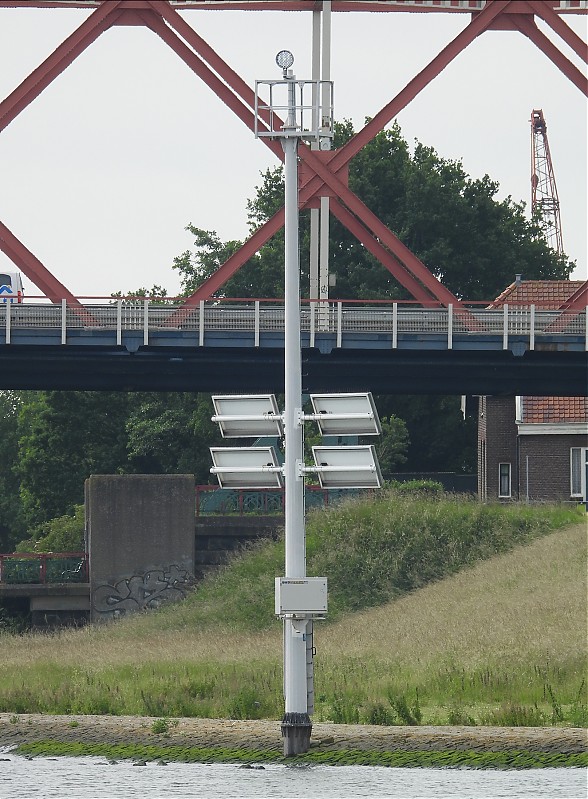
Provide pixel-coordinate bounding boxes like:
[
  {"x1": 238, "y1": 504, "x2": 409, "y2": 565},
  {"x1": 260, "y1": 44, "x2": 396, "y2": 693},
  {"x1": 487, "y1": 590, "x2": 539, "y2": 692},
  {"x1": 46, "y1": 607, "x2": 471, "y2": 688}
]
[{"x1": 0, "y1": 713, "x2": 586, "y2": 756}]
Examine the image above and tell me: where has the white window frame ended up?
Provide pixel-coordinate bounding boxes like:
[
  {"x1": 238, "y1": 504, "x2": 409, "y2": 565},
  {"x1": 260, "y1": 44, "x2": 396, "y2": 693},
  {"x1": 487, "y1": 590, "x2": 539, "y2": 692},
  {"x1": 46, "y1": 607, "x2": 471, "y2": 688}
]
[
  {"x1": 570, "y1": 447, "x2": 587, "y2": 499},
  {"x1": 498, "y1": 462, "x2": 511, "y2": 498}
]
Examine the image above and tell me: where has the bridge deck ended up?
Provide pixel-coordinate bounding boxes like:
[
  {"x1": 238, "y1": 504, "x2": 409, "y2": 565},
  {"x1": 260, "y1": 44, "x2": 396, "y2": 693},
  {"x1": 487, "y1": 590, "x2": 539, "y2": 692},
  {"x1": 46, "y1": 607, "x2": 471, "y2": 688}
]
[{"x1": 1, "y1": 301, "x2": 586, "y2": 394}]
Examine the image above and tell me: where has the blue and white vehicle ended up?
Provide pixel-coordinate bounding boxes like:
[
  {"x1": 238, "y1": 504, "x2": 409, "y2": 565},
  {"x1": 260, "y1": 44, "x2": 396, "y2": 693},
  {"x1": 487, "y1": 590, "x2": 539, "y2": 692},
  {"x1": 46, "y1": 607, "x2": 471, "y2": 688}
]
[{"x1": 0, "y1": 271, "x2": 24, "y2": 303}]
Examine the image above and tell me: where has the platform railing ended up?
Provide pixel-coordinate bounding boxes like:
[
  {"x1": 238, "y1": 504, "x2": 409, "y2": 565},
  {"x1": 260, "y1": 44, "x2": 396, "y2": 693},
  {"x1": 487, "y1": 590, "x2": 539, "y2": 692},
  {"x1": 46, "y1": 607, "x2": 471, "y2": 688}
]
[
  {"x1": 0, "y1": 552, "x2": 88, "y2": 584},
  {"x1": 195, "y1": 484, "x2": 372, "y2": 515},
  {"x1": 1, "y1": 298, "x2": 586, "y2": 350}
]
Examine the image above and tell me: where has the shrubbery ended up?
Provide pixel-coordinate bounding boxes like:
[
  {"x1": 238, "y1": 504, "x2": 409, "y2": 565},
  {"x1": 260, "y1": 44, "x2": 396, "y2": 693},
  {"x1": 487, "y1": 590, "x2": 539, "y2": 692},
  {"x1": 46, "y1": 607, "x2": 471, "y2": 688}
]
[
  {"x1": 168, "y1": 489, "x2": 583, "y2": 629},
  {"x1": 15, "y1": 505, "x2": 84, "y2": 553}
]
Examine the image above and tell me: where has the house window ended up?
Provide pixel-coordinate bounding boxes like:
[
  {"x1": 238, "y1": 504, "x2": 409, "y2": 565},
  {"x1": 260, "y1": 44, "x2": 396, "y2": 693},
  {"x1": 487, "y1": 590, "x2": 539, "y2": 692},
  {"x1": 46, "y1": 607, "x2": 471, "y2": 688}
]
[
  {"x1": 570, "y1": 448, "x2": 587, "y2": 498},
  {"x1": 498, "y1": 463, "x2": 511, "y2": 498}
]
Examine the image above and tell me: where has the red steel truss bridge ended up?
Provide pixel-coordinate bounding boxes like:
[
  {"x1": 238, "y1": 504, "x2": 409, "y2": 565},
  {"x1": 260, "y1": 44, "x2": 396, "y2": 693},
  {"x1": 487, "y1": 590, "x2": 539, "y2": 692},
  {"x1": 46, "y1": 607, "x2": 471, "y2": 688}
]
[{"x1": 0, "y1": 1, "x2": 586, "y2": 315}]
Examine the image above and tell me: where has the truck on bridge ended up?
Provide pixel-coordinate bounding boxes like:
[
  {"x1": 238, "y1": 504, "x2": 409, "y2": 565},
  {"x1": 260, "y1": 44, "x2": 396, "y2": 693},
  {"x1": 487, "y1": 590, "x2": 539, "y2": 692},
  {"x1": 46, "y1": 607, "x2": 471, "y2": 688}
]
[{"x1": 0, "y1": 270, "x2": 23, "y2": 303}]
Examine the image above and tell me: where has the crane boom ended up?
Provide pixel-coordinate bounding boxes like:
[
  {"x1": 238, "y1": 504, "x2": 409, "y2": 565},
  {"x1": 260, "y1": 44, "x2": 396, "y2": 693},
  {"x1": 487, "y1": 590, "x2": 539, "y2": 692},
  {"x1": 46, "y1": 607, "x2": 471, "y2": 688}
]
[{"x1": 530, "y1": 109, "x2": 564, "y2": 256}]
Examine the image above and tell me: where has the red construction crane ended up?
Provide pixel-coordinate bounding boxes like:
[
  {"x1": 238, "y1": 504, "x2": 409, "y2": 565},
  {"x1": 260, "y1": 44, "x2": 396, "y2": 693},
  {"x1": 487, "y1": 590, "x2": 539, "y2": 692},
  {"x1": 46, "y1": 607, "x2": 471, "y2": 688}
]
[{"x1": 530, "y1": 109, "x2": 564, "y2": 256}]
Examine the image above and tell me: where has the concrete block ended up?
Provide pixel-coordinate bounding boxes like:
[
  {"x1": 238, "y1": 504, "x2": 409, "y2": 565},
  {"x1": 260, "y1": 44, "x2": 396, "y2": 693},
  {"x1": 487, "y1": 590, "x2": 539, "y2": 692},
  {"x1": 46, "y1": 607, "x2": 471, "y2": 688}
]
[{"x1": 87, "y1": 475, "x2": 195, "y2": 621}]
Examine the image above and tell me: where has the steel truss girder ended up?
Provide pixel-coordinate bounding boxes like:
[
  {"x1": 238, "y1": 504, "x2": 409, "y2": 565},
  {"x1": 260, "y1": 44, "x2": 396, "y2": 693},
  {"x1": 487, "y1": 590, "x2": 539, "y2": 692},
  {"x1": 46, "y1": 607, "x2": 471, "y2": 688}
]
[
  {"x1": 560, "y1": 280, "x2": 588, "y2": 312},
  {"x1": 0, "y1": 0, "x2": 586, "y2": 306},
  {"x1": 146, "y1": 0, "x2": 460, "y2": 305},
  {"x1": 545, "y1": 279, "x2": 588, "y2": 333},
  {"x1": 0, "y1": 221, "x2": 83, "y2": 306},
  {"x1": 2, "y1": 2, "x2": 588, "y2": 13},
  {"x1": 174, "y1": 0, "x2": 513, "y2": 307}
]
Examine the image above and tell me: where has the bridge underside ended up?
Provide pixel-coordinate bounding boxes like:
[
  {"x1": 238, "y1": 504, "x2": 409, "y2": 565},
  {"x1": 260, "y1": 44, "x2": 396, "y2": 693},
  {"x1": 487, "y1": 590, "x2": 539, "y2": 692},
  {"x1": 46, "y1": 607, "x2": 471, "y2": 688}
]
[{"x1": 0, "y1": 345, "x2": 584, "y2": 395}]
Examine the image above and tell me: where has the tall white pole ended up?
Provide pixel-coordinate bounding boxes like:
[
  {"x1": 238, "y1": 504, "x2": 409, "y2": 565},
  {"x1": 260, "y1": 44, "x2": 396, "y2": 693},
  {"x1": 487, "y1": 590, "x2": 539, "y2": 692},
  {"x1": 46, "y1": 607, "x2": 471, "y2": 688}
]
[
  {"x1": 281, "y1": 72, "x2": 312, "y2": 756},
  {"x1": 319, "y1": 1, "x2": 332, "y2": 312},
  {"x1": 309, "y1": 7, "x2": 321, "y2": 303}
]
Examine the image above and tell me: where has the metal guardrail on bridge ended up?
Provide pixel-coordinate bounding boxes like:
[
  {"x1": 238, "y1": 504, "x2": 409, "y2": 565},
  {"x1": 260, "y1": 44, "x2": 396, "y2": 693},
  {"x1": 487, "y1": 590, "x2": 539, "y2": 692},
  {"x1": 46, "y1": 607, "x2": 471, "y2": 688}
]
[
  {"x1": 195, "y1": 484, "x2": 371, "y2": 515},
  {"x1": 1, "y1": 299, "x2": 586, "y2": 352},
  {"x1": 0, "y1": 552, "x2": 88, "y2": 584}
]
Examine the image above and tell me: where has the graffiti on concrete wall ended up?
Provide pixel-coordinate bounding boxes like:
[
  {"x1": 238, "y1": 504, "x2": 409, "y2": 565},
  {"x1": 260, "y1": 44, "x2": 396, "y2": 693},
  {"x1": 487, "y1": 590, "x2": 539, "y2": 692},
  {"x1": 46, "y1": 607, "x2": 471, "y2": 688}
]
[{"x1": 92, "y1": 564, "x2": 195, "y2": 618}]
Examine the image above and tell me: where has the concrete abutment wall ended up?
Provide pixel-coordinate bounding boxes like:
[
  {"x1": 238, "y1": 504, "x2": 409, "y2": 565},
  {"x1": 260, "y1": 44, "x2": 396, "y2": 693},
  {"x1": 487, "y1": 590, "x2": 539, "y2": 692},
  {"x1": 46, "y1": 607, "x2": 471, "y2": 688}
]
[{"x1": 87, "y1": 475, "x2": 196, "y2": 622}]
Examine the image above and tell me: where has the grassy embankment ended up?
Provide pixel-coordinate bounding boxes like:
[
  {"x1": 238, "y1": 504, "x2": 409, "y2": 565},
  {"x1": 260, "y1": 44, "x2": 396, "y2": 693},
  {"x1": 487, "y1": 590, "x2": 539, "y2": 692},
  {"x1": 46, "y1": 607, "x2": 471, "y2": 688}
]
[{"x1": 0, "y1": 491, "x2": 586, "y2": 728}]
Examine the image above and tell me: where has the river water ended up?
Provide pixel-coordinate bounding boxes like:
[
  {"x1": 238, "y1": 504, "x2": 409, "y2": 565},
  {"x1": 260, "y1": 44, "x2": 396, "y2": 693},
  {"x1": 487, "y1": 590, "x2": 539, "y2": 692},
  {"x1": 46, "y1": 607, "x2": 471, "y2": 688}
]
[{"x1": 0, "y1": 751, "x2": 586, "y2": 799}]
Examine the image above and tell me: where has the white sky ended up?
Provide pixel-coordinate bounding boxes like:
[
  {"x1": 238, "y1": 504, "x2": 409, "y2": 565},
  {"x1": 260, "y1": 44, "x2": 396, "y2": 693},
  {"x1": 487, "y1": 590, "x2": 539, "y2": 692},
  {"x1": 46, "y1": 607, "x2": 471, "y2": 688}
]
[{"x1": 0, "y1": 4, "x2": 586, "y2": 299}]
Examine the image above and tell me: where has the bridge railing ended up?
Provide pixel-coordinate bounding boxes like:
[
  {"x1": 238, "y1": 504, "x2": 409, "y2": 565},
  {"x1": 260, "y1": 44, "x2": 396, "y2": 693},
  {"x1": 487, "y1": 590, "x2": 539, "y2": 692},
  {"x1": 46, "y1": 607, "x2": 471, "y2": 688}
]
[
  {"x1": 0, "y1": 552, "x2": 88, "y2": 584},
  {"x1": 1, "y1": 299, "x2": 586, "y2": 349},
  {"x1": 195, "y1": 484, "x2": 371, "y2": 515}
]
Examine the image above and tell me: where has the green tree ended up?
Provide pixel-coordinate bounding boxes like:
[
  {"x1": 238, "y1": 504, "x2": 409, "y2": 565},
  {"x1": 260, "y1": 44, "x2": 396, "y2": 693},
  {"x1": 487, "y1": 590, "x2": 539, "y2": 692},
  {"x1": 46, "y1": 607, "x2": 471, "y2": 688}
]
[
  {"x1": 0, "y1": 391, "x2": 27, "y2": 550},
  {"x1": 376, "y1": 415, "x2": 410, "y2": 479},
  {"x1": 327, "y1": 122, "x2": 572, "y2": 300},
  {"x1": 16, "y1": 505, "x2": 85, "y2": 553},
  {"x1": 172, "y1": 229, "x2": 248, "y2": 297},
  {"x1": 376, "y1": 395, "x2": 477, "y2": 474},
  {"x1": 174, "y1": 121, "x2": 572, "y2": 303},
  {"x1": 16, "y1": 391, "x2": 130, "y2": 528},
  {"x1": 125, "y1": 392, "x2": 221, "y2": 483},
  {"x1": 111, "y1": 284, "x2": 170, "y2": 300}
]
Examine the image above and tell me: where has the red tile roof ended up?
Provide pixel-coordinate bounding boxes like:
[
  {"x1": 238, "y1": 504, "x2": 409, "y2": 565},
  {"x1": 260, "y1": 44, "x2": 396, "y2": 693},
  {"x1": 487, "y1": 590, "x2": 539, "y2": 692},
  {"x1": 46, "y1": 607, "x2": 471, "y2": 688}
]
[
  {"x1": 521, "y1": 397, "x2": 588, "y2": 424},
  {"x1": 489, "y1": 281, "x2": 588, "y2": 427},
  {"x1": 490, "y1": 280, "x2": 585, "y2": 309}
]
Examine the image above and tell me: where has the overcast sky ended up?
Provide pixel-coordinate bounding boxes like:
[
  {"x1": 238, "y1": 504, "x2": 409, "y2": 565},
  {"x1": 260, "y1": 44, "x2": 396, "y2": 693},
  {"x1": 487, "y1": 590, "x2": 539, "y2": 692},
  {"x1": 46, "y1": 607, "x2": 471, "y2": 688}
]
[{"x1": 0, "y1": 4, "x2": 586, "y2": 300}]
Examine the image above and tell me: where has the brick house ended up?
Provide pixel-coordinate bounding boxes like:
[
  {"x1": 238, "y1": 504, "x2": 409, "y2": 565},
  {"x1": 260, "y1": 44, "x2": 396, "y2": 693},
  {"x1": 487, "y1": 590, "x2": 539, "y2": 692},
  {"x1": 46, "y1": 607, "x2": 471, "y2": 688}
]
[{"x1": 478, "y1": 279, "x2": 588, "y2": 503}]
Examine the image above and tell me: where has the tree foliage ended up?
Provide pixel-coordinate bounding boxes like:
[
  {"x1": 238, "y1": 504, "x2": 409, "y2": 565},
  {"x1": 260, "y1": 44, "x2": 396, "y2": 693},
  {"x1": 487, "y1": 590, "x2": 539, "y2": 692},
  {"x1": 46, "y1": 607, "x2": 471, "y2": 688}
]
[
  {"x1": 125, "y1": 393, "x2": 222, "y2": 483},
  {"x1": 16, "y1": 505, "x2": 85, "y2": 554},
  {"x1": 15, "y1": 391, "x2": 130, "y2": 530},
  {"x1": 0, "y1": 391, "x2": 26, "y2": 551},
  {"x1": 376, "y1": 415, "x2": 410, "y2": 478},
  {"x1": 175, "y1": 121, "x2": 572, "y2": 302}
]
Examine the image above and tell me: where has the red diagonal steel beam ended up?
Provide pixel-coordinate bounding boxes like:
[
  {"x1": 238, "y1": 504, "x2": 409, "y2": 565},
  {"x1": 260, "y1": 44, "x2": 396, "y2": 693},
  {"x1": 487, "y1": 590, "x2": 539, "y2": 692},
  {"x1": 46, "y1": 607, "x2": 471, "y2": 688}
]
[
  {"x1": 511, "y1": 14, "x2": 588, "y2": 94},
  {"x1": 146, "y1": 0, "x2": 297, "y2": 156},
  {"x1": 175, "y1": 0, "x2": 512, "y2": 305},
  {"x1": 302, "y1": 0, "x2": 512, "y2": 194},
  {"x1": 146, "y1": 0, "x2": 278, "y2": 135},
  {"x1": 138, "y1": 8, "x2": 282, "y2": 159},
  {"x1": 0, "y1": 0, "x2": 125, "y2": 133},
  {"x1": 330, "y1": 198, "x2": 484, "y2": 330},
  {"x1": 164, "y1": 209, "x2": 287, "y2": 326},
  {"x1": 297, "y1": 145, "x2": 462, "y2": 306},
  {"x1": 526, "y1": 0, "x2": 588, "y2": 62},
  {"x1": 0, "y1": 1, "x2": 127, "y2": 304},
  {"x1": 0, "y1": 221, "x2": 84, "y2": 307},
  {"x1": 328, "y1": 199, "x2": 438, "y2": 305},
  {"x1": 149, "y1": 0, "x2": 268, "y2": 117},
  {"x1": 545, "y1": 280, "x2": 588, "y2": 333}
]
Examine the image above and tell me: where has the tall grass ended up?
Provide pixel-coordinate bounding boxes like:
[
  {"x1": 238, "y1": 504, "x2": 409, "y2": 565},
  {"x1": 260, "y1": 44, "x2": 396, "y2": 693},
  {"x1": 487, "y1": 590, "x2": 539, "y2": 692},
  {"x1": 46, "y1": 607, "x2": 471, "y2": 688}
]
[
  {"x1": 141, "y1": 491, "x2": 581, "y2": 630},
  {"x1": 0, "y1": 493, "x2": 585, "y2": 725},
  {"x1": 307, "y1": 493, "x2": 581, "y2": 617}
]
